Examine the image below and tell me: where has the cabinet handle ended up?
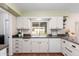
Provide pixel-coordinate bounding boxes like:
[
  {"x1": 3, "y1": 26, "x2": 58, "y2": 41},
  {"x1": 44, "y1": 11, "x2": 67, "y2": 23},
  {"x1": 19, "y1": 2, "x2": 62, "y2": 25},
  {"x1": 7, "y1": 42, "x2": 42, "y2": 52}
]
[
  {"x1": 72, "y1": 45, "x2": 76, "y2": 48},
  {"x1": 65, "y1": 47, "x2": 72, "y2": 53}
]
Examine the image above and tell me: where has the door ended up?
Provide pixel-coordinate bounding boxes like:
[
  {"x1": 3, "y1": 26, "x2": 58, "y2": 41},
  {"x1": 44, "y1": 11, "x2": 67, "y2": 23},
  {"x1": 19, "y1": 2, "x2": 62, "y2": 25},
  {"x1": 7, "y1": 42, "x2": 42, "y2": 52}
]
[
  {"x1": 57, "y1": 17, "x2": 63, "y2": 29},
  {"x1": 51, "y1": 17, "x2": 57, "y2": 29},
  {"x1": 32, "y1": 41, "x2": 39, "y2": 52},
  {"x1": 39, "y1": 41, "x2": 48, "y2": 52},
  {"x1": 49, "y1": 38, "x2": 61, "y2": 52},
  {"x1": 23, "y1": 39, "x2": 31, "y2": 52}
]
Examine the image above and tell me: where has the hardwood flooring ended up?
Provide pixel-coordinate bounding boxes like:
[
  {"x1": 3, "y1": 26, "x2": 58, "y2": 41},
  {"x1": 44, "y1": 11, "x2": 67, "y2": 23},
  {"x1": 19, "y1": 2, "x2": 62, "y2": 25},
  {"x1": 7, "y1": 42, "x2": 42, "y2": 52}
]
[{"x1": 13, "y1": 53, "x2": 64, "y2": 56}]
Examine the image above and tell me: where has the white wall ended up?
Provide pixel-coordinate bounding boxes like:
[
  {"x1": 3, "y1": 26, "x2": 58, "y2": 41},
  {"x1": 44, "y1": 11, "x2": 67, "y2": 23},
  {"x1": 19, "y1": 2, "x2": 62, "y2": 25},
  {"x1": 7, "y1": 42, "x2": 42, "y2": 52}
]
[
  {"x1": 22, "y1": 11, "x2": 69, "y2": 16},
  {"x1": 11, "y1": 14, "x2": 17, "y2": 35},
  {"x1": 65, "y1": 12, "x2": 79, "y2": 37},
  {"x1": 0, "y1": 13, "x2": 4, "y2": 35}
]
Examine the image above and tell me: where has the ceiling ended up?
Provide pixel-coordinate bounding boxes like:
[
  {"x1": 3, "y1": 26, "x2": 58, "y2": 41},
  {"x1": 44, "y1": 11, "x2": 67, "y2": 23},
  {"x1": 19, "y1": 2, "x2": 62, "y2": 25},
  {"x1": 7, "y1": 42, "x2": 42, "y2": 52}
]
[{"x1": 8, "y1": 3, "x2": 79, "y2": 14}]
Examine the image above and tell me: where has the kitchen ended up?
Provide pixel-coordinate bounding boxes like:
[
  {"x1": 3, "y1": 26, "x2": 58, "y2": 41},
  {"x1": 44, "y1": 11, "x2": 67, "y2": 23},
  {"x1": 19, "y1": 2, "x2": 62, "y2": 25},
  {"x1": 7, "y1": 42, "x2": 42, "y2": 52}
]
[{"x1": 0, "y1": 3, "x2": 79, "y2": 56}]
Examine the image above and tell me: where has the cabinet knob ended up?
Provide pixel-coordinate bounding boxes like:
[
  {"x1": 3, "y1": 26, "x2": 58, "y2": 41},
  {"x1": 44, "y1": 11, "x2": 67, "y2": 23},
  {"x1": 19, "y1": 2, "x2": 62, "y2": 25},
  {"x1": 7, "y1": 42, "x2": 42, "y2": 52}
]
[
  {"x1": 72, "y1": 45, "x2": 76, "y2": 48},
  {"x1": 63, "y1": 41, "x2": 65, "y2": 43}
]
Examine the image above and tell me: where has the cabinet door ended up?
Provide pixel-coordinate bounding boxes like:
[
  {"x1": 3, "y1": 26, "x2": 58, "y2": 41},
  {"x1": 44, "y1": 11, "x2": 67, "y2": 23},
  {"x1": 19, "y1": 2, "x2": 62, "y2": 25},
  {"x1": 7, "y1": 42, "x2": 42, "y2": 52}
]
[
  {"x1": 32, "y1": 41, "x2": 39, "y2": 52},
  {"x1": 22, "y1": 39, "x2": 31, "y2": 52},
  {"x1": 51, "y1": 17, "x2": 57, "y2": 29},
  {"x1": 13, "y1": 39, "x2": 23, "y2": 53},
  {"x1": 39, "y1": 41, "x2": 48, "y2": 52},
  {"x1": 57, "y1": 17, "x2": 63, "y2": 29},
  {"x1": 61, "y1": 40, "x2": 67, "y2": 55},
  {"x1": 17, "y1": 17, "x2": 31, "y2": 29},
  {"x1": 0, "y1": 48, "x2": 7, "y2": 56},
  {"x1": 72, "y1": 50, "x2": 79, "y2": 56},
  {"x1": 17, "y1": 17, "x2": 24, "y2": 29},
  {"x1": 49, "y1": 38, "x2": 61, "y2": 52}
]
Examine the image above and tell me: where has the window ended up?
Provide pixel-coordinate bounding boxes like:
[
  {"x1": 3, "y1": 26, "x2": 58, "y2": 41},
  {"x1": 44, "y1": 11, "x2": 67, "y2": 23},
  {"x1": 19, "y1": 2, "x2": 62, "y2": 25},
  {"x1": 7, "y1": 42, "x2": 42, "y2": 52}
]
[{"x1": 32, "y1": 22, "x2": 47, "y2": 37}]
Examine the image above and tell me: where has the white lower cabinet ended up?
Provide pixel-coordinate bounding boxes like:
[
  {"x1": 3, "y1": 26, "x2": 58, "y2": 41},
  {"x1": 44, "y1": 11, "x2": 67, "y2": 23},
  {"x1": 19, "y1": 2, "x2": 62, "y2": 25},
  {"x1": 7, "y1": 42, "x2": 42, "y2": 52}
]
[
  {"x1": 32, "y1": 41, "x2": 39, "y2": 52},
  {"x1": 31, "y1": 38, "x2": 48, "y2": 53},
  {"x1": 22, "y1": 39, "x2": 32, "y2": 53},
  {"x1": 13, "y1": 38, "x2": 61, "y2": 53},
  {"x1": 49, "y1": 38, "x2": 61, "y2": 52},
  {"x1": 39, "y1": 41, "x2": 48, "y2": 52},
  {"x1": 61, "y1": 39, "x2": 79, "y2": 56},
  {"x1": 0, "y1": 48, "x2": 7, "y2": 56},
  {"x1": 13, "y1": 38, "x2": 23, "y2": 53}
]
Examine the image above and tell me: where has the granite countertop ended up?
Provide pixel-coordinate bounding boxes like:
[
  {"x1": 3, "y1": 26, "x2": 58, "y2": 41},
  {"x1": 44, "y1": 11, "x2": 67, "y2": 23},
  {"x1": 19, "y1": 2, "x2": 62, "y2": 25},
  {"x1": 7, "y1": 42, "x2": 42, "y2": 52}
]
[
  {"x1": 0, "y1": 44, "x2": 8, "y2": 50},
  {"x1": 12, "y1": 36, "x2": 61, "y2": 39},
  {"x1": 12, "y1": 35, "x2": 62, "y2": 38}
]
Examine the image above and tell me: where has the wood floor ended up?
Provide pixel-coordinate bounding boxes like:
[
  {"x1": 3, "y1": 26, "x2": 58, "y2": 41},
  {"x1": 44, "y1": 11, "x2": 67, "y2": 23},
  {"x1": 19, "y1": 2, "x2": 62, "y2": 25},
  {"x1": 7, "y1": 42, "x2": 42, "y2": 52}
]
[{"x1": 13, "y1": 53, "x2": 64, "y2": 56}]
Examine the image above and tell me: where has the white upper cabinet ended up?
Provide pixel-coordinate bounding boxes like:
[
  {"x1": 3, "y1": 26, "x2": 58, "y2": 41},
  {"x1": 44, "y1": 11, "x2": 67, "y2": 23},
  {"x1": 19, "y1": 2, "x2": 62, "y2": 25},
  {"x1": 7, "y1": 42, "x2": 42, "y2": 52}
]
[
  {"x1": 17, "y1": 17, "x2": 31, "y2": 29},
  {"x1": 50, "y1": 17, "x2": 57, "y2": 29},
  {"x1": 48, "y1": 17, "x2": 57, "y2": 29},
  {"x1": 56, "y1": 16, "x2": 63, "y2": 29},
  {"x1": 48, "y1": 16, "x2": 63, "y2": 29}
]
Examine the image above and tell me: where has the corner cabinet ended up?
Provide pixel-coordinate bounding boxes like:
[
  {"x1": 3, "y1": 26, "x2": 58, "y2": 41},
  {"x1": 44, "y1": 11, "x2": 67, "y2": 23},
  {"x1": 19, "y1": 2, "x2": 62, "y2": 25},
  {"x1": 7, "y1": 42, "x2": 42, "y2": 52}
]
[
  {"x1": 61, "y1": 39, "x2": 79, "y2": 56},
  {"x1": 16, "y1": 17, "x2": 32, "y2": 29}
]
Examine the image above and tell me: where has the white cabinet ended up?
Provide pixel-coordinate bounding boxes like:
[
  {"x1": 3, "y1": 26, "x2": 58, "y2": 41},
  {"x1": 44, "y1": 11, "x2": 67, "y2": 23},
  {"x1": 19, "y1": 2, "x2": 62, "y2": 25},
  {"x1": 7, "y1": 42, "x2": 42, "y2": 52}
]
[
  {"x1": 22, "y1": 39, "x2": 32, "y2": 53},
  {"x1": 31, "y1": 38, "x2": 48, "y2": 52},
  {"x1": 48, "y1": 17, "x2": 57, "y2": 29},
  {"x1": 48, "y1": 17, "x2": 63, "y2": 30},
  {"x1": 51, "y1": 17, "x2": 57, "y2": 29},
  {"x1": 17, "y1": 17, "x2": 31, "y2": 29},
  {"x1": 13, "y1": 38, "x2": 22, "y2": 53},
  {"x1": 39, "y1": 41, "x2": 48, "y2": 52},
  {"x1": 49, "y1": 38, "x2": 61, "y2": 52},
  {"x1": 61, "y1": 39, "x2": 67, "y2": 55},
  {"x1": 32, "y1": 40, "x2": 39, "y2": 52},
  {"x1": 57, "y1": 16, "x2": 63, "y2": 29},
  {"x1": 61, "y1": 39, "x2": 79, "y2": 56},
  {"x1": 0, "y1": 48, "x2": 7, "y2": 56}
]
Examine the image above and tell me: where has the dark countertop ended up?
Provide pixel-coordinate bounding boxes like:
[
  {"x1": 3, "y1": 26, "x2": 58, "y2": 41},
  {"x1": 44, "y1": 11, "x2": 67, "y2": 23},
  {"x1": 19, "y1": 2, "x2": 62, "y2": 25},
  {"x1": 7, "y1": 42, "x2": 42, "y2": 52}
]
[
  {"x1": 12, "y1": 36, "x2": 61, "y2": 39},
  {"x1": 12, "y1": 34, "x2": 66, "y2": 39},
  {"x1": 62, "y1": 37, "x2": 79, "y2": 45},
  {"x1": 0, "y1": 44, "x2": 8, "y2": 50}
]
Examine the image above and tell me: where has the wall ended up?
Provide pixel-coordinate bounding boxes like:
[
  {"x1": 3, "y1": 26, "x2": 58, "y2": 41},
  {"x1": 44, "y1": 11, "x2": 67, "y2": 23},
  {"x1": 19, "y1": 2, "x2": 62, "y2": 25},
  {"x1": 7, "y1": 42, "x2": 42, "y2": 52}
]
[
  {"x1": 22, "y1": 11, "x2": 69, "y2": 16},
  {"x1": 11, "y1": 14, "x2": 17, "y2": 35},
  {"x1": 0, "y1": 13, "x2": 4, "y2": 35},
  {"x1": 65, "y1": 12, "x2": 79, "y2": 37}
]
